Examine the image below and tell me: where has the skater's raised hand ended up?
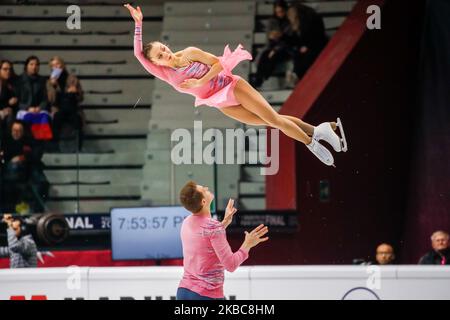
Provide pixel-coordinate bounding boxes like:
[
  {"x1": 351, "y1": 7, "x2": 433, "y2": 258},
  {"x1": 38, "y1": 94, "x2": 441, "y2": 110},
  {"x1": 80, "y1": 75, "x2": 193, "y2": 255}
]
[
  {"x1": 241, "y1": 224, "x2": 269, "y2": 251},
  {"x1": 124, "y1": 3, "x2": 143, "y2": 23},
  {"x1": 221, "y1": 198, "x2": 237, "y2": 229}
]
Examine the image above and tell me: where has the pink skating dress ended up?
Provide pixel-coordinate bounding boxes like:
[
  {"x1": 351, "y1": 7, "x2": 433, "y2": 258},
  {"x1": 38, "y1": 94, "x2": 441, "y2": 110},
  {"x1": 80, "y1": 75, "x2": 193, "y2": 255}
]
[{"x1": 134, "y1": 21, "x2": 253, "y2": 108}]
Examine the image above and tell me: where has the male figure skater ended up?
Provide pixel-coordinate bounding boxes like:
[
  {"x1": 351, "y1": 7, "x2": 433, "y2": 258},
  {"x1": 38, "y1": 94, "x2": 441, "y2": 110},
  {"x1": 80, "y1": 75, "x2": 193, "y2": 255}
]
[{"x1": 177, "y1": 181, "x2": 269, "y2": 300}]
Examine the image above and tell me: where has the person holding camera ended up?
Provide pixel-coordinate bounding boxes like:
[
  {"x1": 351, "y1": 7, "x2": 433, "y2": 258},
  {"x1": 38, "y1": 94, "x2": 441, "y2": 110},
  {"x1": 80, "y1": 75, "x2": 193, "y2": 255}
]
[{"x1": 0, "y1": 214, "x2": 38, "y2": 268}]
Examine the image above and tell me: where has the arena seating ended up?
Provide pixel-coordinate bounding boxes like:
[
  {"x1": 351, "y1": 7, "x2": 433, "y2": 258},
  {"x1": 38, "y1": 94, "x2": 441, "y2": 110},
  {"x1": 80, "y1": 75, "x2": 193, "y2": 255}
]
[{"x1": 0, "y1": 0, "x2": 356, "y2": 213}]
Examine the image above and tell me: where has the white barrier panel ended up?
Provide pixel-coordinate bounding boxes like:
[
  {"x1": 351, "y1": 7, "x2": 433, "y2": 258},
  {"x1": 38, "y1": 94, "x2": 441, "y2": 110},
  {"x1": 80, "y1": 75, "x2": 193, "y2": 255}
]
[
  {"x1": 88, "y1": 267, "x2": 251, "y2": 300},
  {"x1": 88, "y1": 267, "x2": 183, "y2": 300},
  {"x1": 0, "y1": 266, "x2": 449, "y2": 300},
  {"x1": 0, "y1": 267, "x2": 89, "y2": 300},
  {"x1": 250, "y1": 266, "x2": 450, "y2": 300}
]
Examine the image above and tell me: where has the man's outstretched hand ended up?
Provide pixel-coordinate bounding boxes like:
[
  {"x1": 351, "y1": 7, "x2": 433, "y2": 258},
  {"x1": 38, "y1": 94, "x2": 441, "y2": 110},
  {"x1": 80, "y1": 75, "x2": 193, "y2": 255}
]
[
  {"x1": 221, "y1": 198, "x2": 237, "y2": 229},
  {"x1": 241, "y1": 224, "x2": 269, "y2": 252}
]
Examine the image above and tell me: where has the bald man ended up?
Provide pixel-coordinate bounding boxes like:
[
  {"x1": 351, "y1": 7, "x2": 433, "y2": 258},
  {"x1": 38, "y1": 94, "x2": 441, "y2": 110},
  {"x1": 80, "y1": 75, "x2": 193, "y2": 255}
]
[
  {"x1": 419, "y1": 231, "x2": 450, "y2": 265},
  {"x1": 375, "y1": 243, "x2": 395, "y2": 265}
]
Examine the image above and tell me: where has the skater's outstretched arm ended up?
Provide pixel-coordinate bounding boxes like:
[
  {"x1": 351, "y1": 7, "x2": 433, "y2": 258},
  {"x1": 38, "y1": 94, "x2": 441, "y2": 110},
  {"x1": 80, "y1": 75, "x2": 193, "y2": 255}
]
[
  {"x1": 209, "y1": 222, "x2": 268, "y2": 272},
  {"x1": 124, "y1": 4, "x2": 168, "y2": 81},
  {"x1": 209, "y1": 222, "x2": 249, "y2": 273}
]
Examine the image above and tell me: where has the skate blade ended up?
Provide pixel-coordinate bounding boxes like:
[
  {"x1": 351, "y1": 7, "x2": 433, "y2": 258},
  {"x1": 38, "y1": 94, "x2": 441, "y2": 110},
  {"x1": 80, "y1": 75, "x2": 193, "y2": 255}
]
[
  {"x1": 336, "y1": 117, "x2": 348, "y2": 152},
  {"x1": 321, "y1": 122, "x2": 343, "y2": 153}
]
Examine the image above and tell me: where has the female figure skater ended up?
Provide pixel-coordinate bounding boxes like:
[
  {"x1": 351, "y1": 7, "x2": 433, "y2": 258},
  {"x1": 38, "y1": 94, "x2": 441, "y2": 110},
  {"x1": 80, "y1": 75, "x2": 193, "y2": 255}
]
[{"x1": 124, "y1": 4, "x2": 347, "y2": 166}]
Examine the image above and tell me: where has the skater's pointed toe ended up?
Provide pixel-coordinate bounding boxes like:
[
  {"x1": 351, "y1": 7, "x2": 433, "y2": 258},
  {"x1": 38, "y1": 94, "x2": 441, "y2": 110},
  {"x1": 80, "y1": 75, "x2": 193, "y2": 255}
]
[
  {"x1": 307, "y1": 139, "x2": 335, "y2": 167},
  {"x1": 306, "y1": 118, "x2": 348, "y2": 166},
  {"x1": 313, "y1": 122, "x2": 342, "y2": 152}
]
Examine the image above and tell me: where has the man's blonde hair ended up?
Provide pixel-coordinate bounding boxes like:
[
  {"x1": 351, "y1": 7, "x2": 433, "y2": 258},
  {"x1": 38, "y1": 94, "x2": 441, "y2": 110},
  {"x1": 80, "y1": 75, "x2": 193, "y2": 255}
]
[{"x1": 49, "y1": 56, "x2": 66, "y2": 69}]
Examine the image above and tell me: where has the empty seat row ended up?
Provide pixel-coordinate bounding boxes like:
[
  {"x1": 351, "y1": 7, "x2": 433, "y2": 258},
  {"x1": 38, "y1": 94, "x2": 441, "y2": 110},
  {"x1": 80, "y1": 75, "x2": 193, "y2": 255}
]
[
  {"x1": 141, "y1": 156, "x2": 240, "y2": 209},
  {"x1": 46, "y1": 199, "x2": 148, "y2": 214},
  {"x1": 0, "y1": 5, "x2": 163, "y2": 18},
  {"x1": 82, "y1": 138, "x2": 146, "y2": 153},
  {"x1": 160, "y1": 30, "x2": 252, "y2": 46},
  {"x1": 45, "y1": 168, "x2": 142, "y2": 184},
  {"x1": 42, "y1": 152, "x2": 145, "y2": 167},
  {"x1": 49, "y1": 184, "x2": 140, "y2": 199},
  {"x1": 153, "y1": 87, "x2": 291, "y2": 105},
  {"x1": 85, "y1": 122, "x2": 149, "y2": 136},
  {"x1": 82, "y1": 109, "x2": 151, "y2": 136},
  {"x1": 0, "y1": 32, "x2": 159, "y2": 47},
  {"x1": 81, "y1": 79, "x2": 154, "y2": 106},
  {"x1": 257, "y1": 1, "x2": 356, "y2": 16},
  {"x1": 164, "y1": 1, "x2": 256, "y2": 16},
  {"x1": 0, "y1": 20, "x2": 160, "y2": 34},
  {"x1": 163, "y1": 15, "x2": 254, "y2": 31}
]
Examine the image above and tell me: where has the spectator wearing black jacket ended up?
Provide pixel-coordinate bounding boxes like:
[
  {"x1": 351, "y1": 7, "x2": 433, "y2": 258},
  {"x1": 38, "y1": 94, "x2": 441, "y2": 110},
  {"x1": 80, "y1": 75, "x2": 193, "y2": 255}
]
[
  {"x1": 252, "y1": 0, "x2": 290, "y2": 88},
  {"x1": 0, "y1": 120, "x2": 47, "y2": 213},
  {"x1": 419, "y1": 231, "x2": 450, "y2": 265},
  {"x1": 0, "y1": 60, "x2": 19, "y2": 138},
  {"x1": 252, "y1": 2, "x2": 328, "y2": 89},
  {"x1": 47, "y1": 56, "x2": 84, "y2": 150},
  {"x1": 16, "y1": 56, "x2": 48, "y2": 112},
  {"x1": 282, "y1": 3, "x2": 328, "y2": 83}
]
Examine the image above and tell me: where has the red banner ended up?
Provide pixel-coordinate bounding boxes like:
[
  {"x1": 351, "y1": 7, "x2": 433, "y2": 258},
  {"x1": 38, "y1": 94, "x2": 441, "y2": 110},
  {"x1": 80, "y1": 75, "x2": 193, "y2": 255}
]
[{"x1": 0, "y1": 250, "x2": 183, "y2": 268}]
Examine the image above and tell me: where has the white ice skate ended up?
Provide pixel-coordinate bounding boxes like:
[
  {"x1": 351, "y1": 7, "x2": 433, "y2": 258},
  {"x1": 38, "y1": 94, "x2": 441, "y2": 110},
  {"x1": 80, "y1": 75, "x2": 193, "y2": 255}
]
[
  {"x1": 313, "y1": 118, "x2": 349, "y2": 153},
  {"x1": 306, "y1": 138, "x2": 335, "y2": 167},
  {"x1": 313, "y1": 122, "x2": 342, "y2": 152},
  {"x1": 336, "y1": 117, "x2": 348, "y2": 152}
]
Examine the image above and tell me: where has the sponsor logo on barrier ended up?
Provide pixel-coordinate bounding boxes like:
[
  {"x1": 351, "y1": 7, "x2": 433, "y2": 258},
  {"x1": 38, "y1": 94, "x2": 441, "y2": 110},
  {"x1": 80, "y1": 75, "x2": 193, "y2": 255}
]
[
  {"x1": 10, "y1": 295, "x2": 47, "y2": 300},
  {"x1": 341, "y1": 287, "x2": 381, "y2": 300}
]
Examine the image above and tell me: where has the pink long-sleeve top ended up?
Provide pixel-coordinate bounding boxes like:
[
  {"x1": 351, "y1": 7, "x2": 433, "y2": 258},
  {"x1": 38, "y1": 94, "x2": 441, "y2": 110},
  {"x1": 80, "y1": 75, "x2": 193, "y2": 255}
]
[
  {"x1": 178, "y1": 214, "x2": 249, "y2": 298},
  {"x1": 133, "y1": 21, "x2": 252, "y2": 108}
]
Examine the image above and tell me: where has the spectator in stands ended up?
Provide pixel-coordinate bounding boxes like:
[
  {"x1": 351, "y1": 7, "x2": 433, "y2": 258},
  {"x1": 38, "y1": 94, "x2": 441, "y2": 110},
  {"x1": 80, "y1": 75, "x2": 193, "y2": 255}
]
[
  {"x1": 47, "y1": 56, "x2": 84, "y2": 151},
  {"x1": 0, "y1": 214, "x2": 38, "y2": 268},
  {"x1": 0, "y1": 120, "x2": 33, "y2": 212},
  {"x1": 251, "y1": 0, "x2": 290, "y2": 88},
  {"x1": 282, "y1": 3, "x2": 328, "y2": 86},
  {"x1": 1, "y1": 120, "x2": 33, "y2": 180},
  {"x1": 17, "y1": 56, "x2": 48, "y2": 112},
  {"x1": 16, "y1": 57, "x2": 53, "y2": 153},
  {"x1": 0, "y1": 60, "x2": 19, "y2": 139},
  {"x1": 419, "y1": 231, "x2": 450, "y2": 265},
  {"x1": 0, "y1": 120, "x2": 47, "y2": 213},
  {"x1": 375, "y1": 243, "x2": 395, "y2": 265}
]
